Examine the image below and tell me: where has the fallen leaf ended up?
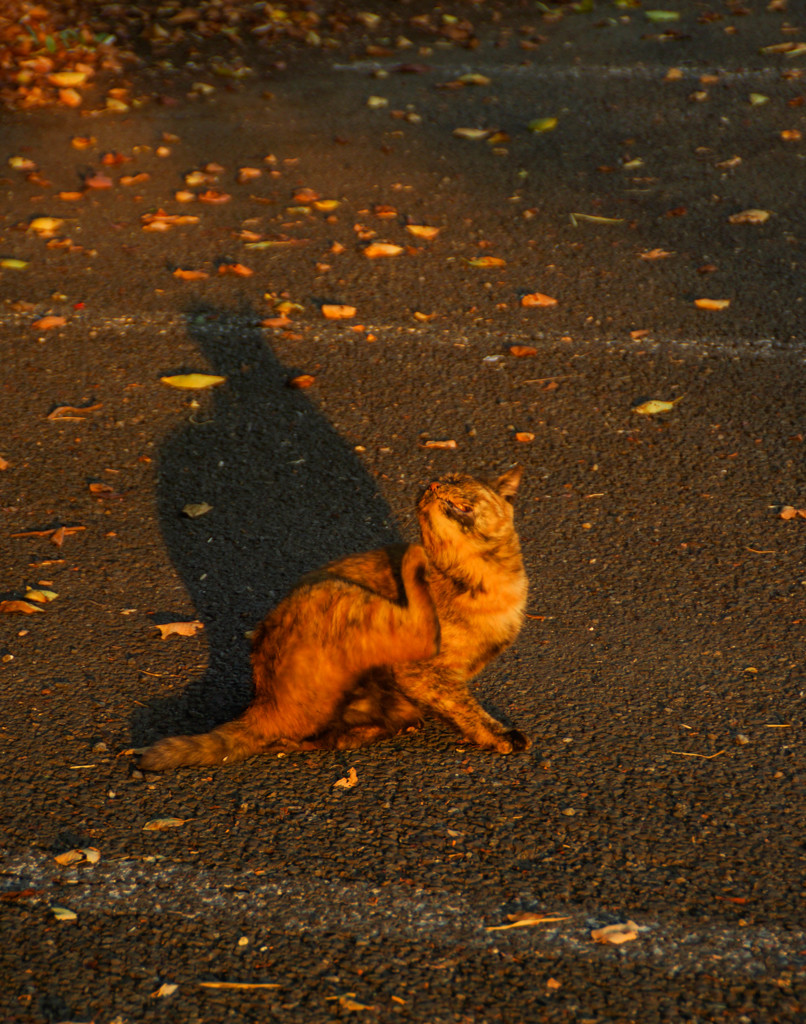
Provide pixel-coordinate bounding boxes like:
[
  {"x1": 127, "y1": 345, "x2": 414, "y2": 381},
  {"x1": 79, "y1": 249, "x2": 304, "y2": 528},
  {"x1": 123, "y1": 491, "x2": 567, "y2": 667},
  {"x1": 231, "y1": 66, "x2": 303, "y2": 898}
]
[
  {"x1": 199, "y1": 982, "x2": 280, "y2": 990},
  {"x1": 198, "y1": 190, "x2": 231, "y2": 203},
  {"x1": 570, "y1": 213, "x2": 625, "y2": 226},
  {"x1": 521, "y1": 292, "x2": 557, "y2": 307},
  {"x1": 639, "y1": 248, "x2": 673, "y2": 260},
  {"x1": 48, "y1": 71, "x2": 89, "y2": 87},
  {"x1": 120, "y1": 173, "x2": 150, "y2": 186},
  {"x1": 218, "y1": 263, "x2": 253, "y2": 277},
  {"x1": 487, "y1": 913, "x2": 572, "y2": 932},
  {"x1": 338, "y1": 995, "x2": 375, "y2": 1011},
  {"x1": 59, "y1": 88, "x2": 83, "y2": 108},
  {"x1": 24, "y1": 588, "x2": 57, "y2": 603},
  {"x1": 288, "y1": 374, "x2": 316, "y2": 389},
  {"x1": 89, "y1": 482, "x2": 116, "y2": 496},
  {"x1": 160, "y1": 374, "x2": 226, "y2": 389},
  {"x1": 728, "y1": 209, "x2": 771, "y2": 224},
  {"x1": 458, "y1": 73, "x2": 491, "y2": 86},
  {"x1": 152, "y1": 984, "x2": 179, "y2": 998},
  {"x1": 313, "y1": 199, "x2": 340, "y2": 212},
  {"x1": 173, "y1": 268, "x2": 209, "y2": 281},
  {"x1": 321, "y1": 304, "x2": 356, "y2": 319},
  {"x1": 509, "y1": 346, "x2": 537, "y2": 357},
  {"x1": 262, "y1": 316, "x2": 291, "y2": 328},
  {"x1": 9, "y1": 156, "x2": 37, "y2": 171},
  {"x1": 367, "y1": 96, "x2": 389, "y2": 109},
  {"x1": 47, "y1": 402, "x2": 102, "y2": 421},
  {"x1": 0, "y1": 258, "x2": 28, "y2": 270},
  {"x1": 779, "y1": 505, "x2": 806, "y2": 520},
  {"x1": 453, "y1": 127, "x2": 490, "y2": 140},
  {"x1": 142, "y1": 817, "x2": 189, "y2": 830},
  {"x1": 515, "y1": 432, "x2": 535, "y2": 442},
  {"x1": 51, "y1": 906, "x2": 77, "y2": 922},
  {"x1": 465, "y1": 256, "x2": 506, "y2": 268},
  {"x1": 645, "y1": 9, "x2": 680, "y2": 21},
  {"x1": 54, "y1": 847, "x2": 100, "y2": 867},
  {"x1": 421, "y1": 439, "x2": 457, "y2": 449},
  {"x1": 28, "y1": 216, "x2": 64, "y2": 236},
  {"x1": 85, "y1": 172, "x2": 113, "y2": 190},
  {"x1": 237, "y1": 167, "x2": 262, "y2": 183},
  {"x1": 406, "y1": 224, "x2": 440, "y2": 240},
  {"x1": 0, "y1": 600, "x2": 45, "y2": 614},
  {"x1": 694, "y1": 298, "x2": 730, "y2": 310},
  {"x1": 182, "y1": 503, "x2": 213, "y2": 518},
  {"x1": 71, "y1": 136, "x2": 96, "y2": 150},
  {"x1": 527, "y1": 117, "x2": 558, "y2": 133},
  {"x1": 32, "y1": 316, "x2": 67, "y2": 331},
  {"x1": 155, "y1": 621, "x2": 204, "y2": 638},
  {"x1": 781, "y1": 129, "x2": 802, "y2": 141},
  {"x1": 632, "y1": 397, "x2": 684, "y2": 415},
  {"x1": 0, "y1": 456, "x2": 8, "y2": 470},
  {"x1": 591, "y1": 921, "x2": 641, "y2": 944},
  {"x1": 364, "y1": 242, "x2": 403, "y2": 258},
  {"x1": 333, "y1": 767, "x2": 358, "y2": 789}
]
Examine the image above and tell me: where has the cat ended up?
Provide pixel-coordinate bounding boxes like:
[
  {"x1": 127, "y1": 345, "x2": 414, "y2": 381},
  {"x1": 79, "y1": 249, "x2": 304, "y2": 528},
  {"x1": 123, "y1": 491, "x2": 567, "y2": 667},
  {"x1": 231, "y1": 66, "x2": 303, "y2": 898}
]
[{"x1": 139, "y1": 466, "x2": 530, "y2": 770}]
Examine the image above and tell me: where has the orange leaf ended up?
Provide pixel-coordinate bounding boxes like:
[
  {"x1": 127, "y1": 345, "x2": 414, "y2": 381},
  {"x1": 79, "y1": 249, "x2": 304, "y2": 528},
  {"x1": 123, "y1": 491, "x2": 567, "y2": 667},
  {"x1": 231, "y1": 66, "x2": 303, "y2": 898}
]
[
  {"x1": 288, "y1": 374, "x2": 316, "y2": 389},
  {"x1": 639, "y1": 248, "x2": 673, "y2": 260},
  {"x1": 156, "y1": 621, "x2": 204, "y2": 639},
  {"x1": 0, "y1": 600, "x2": 44, "y2": 615},
  {"x1": 515, "y1": 432, "x2": 535, "y2": 442},
  {"x1": 261, "y1": 316, "x2": 291, "y2": 328},
  {"x1": 173, "y1": 269, "x2": 209, "y2": 281},
  {"x1": 509, "y1": 345, "x2": 537, "y2": 357},
  {"x1": 521, "y1": 292, "x2": 557, "y2": 308},
  {"x1": 120, "y1": 173, "x2": 150, "y2": 186},
  {"x1": 218, "y1": 263, "x2": 253, "y2": 277},
  {"x1": 84, "y1": 172, "x2": 114, "y2": 190},
  {"x1": 237, "y1": 167, "x2": 262, "y2": 183},
  {"x1": 781, "y1": 129, "x2": 802, "y2": 141},
  {"x1": 58, "y1": 88, "x2": 82, "y2": 108},
  {"x1": 198, "y1": 190, "x2": 231, "y2": 204},
  {"x1": 292, "y1": 187, "x2": 319, "y2": 202},
  {"x1": 57, "y1": 191, "x2": 84, "y2": 201},
  {"x1": 694, "y1": 298, "x2": 730, "y2": 310},
  {"x1": 364, "y1": 242, "x2": 404, "y2": 258},
  {"x1": 32, "y1": 316, "x2": 67, "y2": 330},
  {"x1": 466, "y1": 256, "x2": 506, "y2": 268},
  {"x1": 321, "y1": 304, "x2": 356, "y2": 320},
  {"x1": 406, "y1": 224, "x2": 440, "y2": 240},
  {"x1": 421, "y1": 439, "x2": 457, "y2": 449}
]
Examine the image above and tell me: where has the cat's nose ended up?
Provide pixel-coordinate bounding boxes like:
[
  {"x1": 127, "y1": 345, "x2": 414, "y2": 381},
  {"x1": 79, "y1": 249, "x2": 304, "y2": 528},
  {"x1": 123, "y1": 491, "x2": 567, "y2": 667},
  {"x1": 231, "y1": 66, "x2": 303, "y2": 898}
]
[{"x1": 429, "y1": 482, "x2": 439, "y2": 492}]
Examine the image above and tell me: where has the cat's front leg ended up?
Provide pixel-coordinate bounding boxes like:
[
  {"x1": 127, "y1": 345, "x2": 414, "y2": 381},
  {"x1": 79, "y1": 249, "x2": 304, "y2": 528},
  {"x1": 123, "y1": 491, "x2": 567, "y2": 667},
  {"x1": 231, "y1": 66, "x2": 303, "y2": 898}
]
[{"x1": 394, "y1": 666, "x2": 530, "y2": 754}]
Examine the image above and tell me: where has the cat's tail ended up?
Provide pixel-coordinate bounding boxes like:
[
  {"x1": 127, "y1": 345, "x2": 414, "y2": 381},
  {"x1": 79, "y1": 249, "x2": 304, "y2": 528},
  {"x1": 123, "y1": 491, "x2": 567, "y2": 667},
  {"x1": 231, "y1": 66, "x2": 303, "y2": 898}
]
[{"x1": 139, "y1": 714, "x2": 265, "y2": 770}]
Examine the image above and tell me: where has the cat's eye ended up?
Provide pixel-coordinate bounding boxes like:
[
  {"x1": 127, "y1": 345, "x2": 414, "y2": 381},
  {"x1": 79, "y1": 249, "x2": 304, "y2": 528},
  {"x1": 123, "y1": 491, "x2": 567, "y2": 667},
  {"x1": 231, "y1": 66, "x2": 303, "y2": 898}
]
[{"x1": 447, "y1": 498, "x2": 472, "y2": 513}]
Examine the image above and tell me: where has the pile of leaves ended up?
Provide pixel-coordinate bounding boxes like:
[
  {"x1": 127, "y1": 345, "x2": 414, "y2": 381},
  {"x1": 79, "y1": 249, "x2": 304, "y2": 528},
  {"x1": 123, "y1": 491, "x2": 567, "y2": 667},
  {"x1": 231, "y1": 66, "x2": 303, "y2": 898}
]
[{"x1": 0, "y1": 0, "x2": 506, "y2": 110}]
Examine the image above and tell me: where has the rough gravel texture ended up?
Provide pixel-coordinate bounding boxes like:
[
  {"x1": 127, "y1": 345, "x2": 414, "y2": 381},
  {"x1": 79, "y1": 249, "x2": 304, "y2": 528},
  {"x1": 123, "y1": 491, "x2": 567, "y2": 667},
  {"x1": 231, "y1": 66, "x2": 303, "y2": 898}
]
[{"x1": 1, "y1": 3, "x2": 805, "y2": 1022}]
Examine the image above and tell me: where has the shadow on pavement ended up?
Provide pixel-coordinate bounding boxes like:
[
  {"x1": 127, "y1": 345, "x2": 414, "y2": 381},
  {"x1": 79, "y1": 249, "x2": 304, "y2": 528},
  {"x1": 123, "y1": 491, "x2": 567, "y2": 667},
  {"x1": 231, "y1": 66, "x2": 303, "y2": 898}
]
[{"x1": 130, "y1": 304, "x2": 399, "y2": 745}]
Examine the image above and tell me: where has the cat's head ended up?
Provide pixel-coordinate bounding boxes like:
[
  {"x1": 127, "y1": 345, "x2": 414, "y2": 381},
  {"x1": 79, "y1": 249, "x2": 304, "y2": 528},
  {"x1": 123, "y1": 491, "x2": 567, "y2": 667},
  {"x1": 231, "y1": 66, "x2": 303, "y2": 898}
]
[{"x1": 417, "y1": 466, "x2": 522, "y2": 558}]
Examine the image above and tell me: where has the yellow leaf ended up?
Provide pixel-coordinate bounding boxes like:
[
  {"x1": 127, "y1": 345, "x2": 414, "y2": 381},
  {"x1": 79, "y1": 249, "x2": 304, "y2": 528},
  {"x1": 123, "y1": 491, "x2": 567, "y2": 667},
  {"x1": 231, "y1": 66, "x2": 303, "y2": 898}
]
[
  {"x1": 48, "y1": 71, "x2": 89, "y2": 87},
  {"x1": 160, "y1": 374, "x2": 226, "y2": 389},
  {"x1": 694, "y1": 298, "x2": 730, "y2": 310},
  {"x1": 28, "y1": 216, "x2": 64, "y2": 236},
  {"x1": 182, "y1": 503, "x2": 212, "y2": 518},
  {"x1": 632, "y1": 397, "x2": 684, "y2": 415},
  {"x1": 728, "y1": 209, "x2": 770, "y2": 224},
  {"x1": 487, "y1": 913, "x2": 571, "y2": 932},
  {"x1": 142, "y1": 817, "x2": 188, "y2": 830},
  {"x1": 453, "y1": 127, "x2": 490, "y2": 140},
  {"x1": 24, "y1": 588, "x2": 57, "y2": 603},
  {"x1": 528, "y1": 117, "x2": 558, "y2": 133},
  {"x1": 333, "y1": 767, "x2": 358, "y2": 789},
  {"x1": 591, "y1": 921, "x2": 640, "y2": 944},
  {"x1": 570, "y1": 213, "x2": 625, "y2": 226}
]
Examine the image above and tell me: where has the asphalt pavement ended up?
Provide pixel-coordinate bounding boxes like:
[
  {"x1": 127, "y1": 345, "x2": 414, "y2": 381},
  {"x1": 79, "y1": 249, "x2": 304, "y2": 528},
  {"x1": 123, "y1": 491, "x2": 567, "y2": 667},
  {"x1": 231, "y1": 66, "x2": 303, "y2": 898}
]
[{"x1": 1, "y1": 2, "x2": 805, "y2": 1022}]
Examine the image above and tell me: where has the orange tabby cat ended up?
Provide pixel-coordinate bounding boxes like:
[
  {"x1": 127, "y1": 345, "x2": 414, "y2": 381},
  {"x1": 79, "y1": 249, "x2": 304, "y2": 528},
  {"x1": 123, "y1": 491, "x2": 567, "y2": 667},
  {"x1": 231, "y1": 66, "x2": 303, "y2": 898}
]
[{"x1": 140, "y1": 466, "x2": 529, "y2": 769}]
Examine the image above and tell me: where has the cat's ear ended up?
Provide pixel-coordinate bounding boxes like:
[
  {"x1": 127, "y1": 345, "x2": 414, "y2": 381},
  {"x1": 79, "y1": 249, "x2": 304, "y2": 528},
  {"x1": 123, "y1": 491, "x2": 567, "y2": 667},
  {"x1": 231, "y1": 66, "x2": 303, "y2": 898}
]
[{"x1": 494, "y1": 464, "x2": 523, "y2": 502}]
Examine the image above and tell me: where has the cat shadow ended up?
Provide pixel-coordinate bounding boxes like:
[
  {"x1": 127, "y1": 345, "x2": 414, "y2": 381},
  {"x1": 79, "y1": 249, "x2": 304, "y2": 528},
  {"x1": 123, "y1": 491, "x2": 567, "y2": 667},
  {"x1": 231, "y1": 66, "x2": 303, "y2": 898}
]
[{"x1": 129, "y1": 304, "x2": 400, "y2": 745}]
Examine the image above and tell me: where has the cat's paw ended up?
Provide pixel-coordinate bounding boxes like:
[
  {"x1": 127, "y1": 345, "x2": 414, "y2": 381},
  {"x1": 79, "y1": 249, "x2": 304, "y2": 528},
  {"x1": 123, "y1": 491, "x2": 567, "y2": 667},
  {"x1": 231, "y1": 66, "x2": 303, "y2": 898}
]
[{"x1": 498, "y1": 729, "x2": 531, "y2": 754}]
